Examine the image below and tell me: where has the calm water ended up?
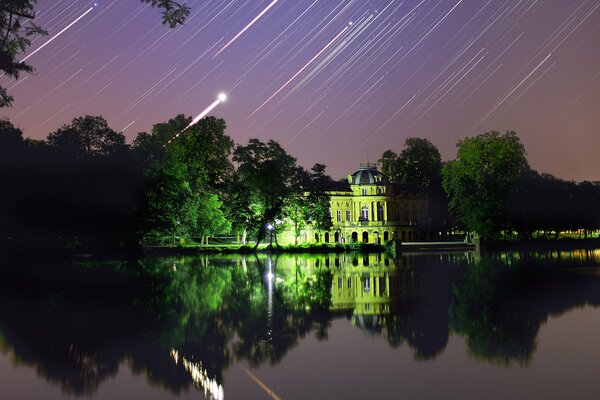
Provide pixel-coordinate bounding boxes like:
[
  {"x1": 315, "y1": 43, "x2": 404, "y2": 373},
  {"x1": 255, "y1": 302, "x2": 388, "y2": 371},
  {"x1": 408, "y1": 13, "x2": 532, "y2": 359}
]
[{"x1": 1, "y1": 249, "x2": 600, "y2": 399}]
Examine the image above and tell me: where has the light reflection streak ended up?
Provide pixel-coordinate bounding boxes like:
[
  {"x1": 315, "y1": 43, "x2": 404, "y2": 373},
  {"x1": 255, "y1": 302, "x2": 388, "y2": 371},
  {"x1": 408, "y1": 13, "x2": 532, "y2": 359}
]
[{"x1": 170, "y1": 349, "x2": 224, "y2": 400}]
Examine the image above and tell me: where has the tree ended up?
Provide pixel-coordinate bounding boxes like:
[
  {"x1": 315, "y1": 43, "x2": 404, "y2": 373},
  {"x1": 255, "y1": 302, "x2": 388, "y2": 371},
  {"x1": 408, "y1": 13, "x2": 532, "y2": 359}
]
[
  {"x1": 379, "y1": 138, "x2": 442, "y2": 187},
  {"x1": 133, "y1": 114, "x2": 233, "y2": 245},
  {"x1": 283, "y1": 164, "x2": 334, "y2": 244},
  {"x1": 0, "y1": 0, "x2": 46, "y2": 107},
  {"x1": 233, "y1": 139, "x2": 298, "y2": 249},
  {"x1": 140, "y1": 1, "x2": 190, "y2": 27},
  {"x1": 380, "y1": 138, "x2": 451, "y2": 237},
  {"x1": 47, "y1": 115, "x2": 126, "y2": 157},
  {"x1": 0, "y1": 118, "x2": 24, "y2": 148},
  {"x1": 442, "y1": 131, "x2": 529, "y2": 241},
  {"x1": 379, "y1": 150, "x2": 399, "y2": 178},
  {"x1": 0, "y1": 1, "x2": 189, "y2": 108}
]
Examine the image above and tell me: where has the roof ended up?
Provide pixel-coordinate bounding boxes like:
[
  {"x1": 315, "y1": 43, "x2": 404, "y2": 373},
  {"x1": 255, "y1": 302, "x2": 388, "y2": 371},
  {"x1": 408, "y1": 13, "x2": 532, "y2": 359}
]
[{"x1": 349, "y1": 163, "x2": 389, "y2": 185}]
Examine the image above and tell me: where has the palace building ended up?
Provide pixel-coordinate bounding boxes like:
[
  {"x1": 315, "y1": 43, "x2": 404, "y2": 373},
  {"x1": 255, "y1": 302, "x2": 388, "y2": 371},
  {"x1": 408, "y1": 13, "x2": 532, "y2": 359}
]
[{"x1": 279, "y1": 162, "x2": 431, "y2": 244}]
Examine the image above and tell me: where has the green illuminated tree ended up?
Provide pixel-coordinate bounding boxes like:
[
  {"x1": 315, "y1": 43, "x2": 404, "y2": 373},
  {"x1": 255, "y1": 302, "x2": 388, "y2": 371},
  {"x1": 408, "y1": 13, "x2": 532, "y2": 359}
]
[
  {"x1": 233, "y1": 139, "x2": 298, "y2": 249},
  {"x1": 442, "y1": 131, "x2": 529, "y2": 240},
  {"x1": 134, "y1": 115, "x2": 233, "y2": 244}
]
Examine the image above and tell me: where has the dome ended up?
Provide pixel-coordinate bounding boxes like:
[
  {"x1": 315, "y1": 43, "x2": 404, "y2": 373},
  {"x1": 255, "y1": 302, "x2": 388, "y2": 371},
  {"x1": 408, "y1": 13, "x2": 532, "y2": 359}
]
[{"x1": 349, "y1": 163, "x2": 388, "y2": 185}]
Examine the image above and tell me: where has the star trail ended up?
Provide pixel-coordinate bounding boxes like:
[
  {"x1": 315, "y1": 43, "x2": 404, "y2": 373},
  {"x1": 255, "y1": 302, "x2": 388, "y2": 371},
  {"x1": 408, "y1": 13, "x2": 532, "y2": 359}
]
[{"x1": 2, "y1": 0, "x2": 599, "y2": 180}]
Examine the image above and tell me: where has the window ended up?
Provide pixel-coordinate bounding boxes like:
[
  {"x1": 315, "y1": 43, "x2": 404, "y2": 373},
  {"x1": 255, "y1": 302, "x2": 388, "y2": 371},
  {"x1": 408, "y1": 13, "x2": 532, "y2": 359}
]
[
  {"x1": 338, "y1": 277, "x2": 343, "y2": 289},
  {"x1": 363, "y1": 277, "x2": 371, "y2": 292},
  {"x1": 346, "y1": 210, "x2": 351, "y2": 221},
  {"x1": 377, "y1": 204, "x2": 384, "y2": 221},
  {"x1": 361, "y1": 206, "x2": 369, "y2": 221},
  {"x1": 365, "y1": 303, "x2": 371, "y2": 311},
  {"x1": 336, "y1": 210, "x2": 341, "y2": 222},
  {"x1": 348, "y1": 277, "x2": 352, "y2": 288},
  {"x1": 362, "y1": 188, "x2": 367, "y2": 195}
]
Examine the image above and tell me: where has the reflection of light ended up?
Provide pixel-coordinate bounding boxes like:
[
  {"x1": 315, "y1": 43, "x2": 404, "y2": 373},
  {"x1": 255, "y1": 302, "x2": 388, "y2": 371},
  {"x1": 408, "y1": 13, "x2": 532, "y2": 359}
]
[
  {"x1": 170, "y1": 349, "x2": 224, "y2": 400},
  {"x1": 266, "y1": 271, "x2": 274, "y2": 281},
  {"x1": 266, "y1": 223, "x2": 274, "y2": 231}
]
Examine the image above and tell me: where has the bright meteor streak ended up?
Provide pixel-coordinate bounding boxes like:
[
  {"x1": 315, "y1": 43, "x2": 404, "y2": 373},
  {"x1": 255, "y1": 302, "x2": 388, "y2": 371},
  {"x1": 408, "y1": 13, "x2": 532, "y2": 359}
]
[
  {"x1": 213, "y1": 0, "x2": 280, "y2": 58},
  {"x1": 21, "y1": 6, "x2": 95, "y2": 63},
  {"x1": 165, "y1": 93, "x2": 227, "y2": 146},
  {"x1": 248, "y1": 25, "x2": 350, "y2": 118}
]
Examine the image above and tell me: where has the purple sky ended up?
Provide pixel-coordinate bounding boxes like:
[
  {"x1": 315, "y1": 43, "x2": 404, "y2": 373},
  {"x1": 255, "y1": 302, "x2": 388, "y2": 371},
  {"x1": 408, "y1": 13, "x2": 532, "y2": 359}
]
[{"x1": 2, "y1": 0, "x2": 599, "y2": 181}]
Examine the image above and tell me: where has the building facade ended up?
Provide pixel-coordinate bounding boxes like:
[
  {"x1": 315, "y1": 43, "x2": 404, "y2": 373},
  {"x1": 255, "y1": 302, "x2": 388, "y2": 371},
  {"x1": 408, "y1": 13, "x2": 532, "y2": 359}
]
[{"x1": 280, "y1": 163, "x2": 431, "y2": 244}]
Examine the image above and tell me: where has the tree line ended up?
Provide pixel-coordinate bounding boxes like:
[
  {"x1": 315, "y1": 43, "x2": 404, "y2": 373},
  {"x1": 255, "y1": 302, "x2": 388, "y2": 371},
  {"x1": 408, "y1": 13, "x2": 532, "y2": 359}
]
[
  {"x1": 0, "y1": 115, "x2": 332, "y2": 255},
  {"x1": 381, "y1": 131, "x2": 600, "y2": 241},
  {"x1": 1, "y1": 114, "x2": 599, "y2": 255}
]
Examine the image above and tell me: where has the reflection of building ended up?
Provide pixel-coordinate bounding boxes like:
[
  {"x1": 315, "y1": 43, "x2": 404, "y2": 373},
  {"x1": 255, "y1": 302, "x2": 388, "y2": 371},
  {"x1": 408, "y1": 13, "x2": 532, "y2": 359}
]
[
  {"x1": 280, "y1": 163, "x2": 430, "y2": 245},
  {"x1": 328, "y1": 254, "x2": 428, "y2": 321}
]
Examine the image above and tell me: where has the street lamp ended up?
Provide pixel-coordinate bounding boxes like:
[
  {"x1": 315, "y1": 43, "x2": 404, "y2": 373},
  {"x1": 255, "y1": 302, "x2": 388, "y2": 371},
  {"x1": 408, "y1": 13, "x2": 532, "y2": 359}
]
[
  {"x1": 266, "y1": 223, "x2": 274, "y2": 247},
  {"x1": 173, "y1": 221, "x2": 180, "y2": 246}
]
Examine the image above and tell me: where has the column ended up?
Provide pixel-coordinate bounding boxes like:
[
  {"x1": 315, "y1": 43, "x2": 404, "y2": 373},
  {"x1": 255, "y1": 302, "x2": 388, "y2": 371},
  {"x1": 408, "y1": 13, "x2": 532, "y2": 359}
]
[{"x1": 383, "y1": 201, "x2": 387, "y2": 222}]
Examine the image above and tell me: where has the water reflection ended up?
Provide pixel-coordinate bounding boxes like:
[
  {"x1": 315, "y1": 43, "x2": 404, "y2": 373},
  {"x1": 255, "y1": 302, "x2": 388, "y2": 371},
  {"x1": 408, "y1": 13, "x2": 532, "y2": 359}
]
[{"x1": 0, "y1": 249, "x2": 599, "y2": 397}]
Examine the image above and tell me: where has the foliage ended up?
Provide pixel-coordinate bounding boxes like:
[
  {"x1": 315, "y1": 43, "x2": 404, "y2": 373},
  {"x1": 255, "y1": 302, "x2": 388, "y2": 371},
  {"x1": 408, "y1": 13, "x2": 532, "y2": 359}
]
[
  {"x1": 442, "y1": 131, "x2": 529, "y2": 240},
  {"x1": 379, "y1": 138, "x2": 442, "y2": 187},
  {"x1": 0, "y1": 118, "x2": 24, "y2": 148},
  {"x1": 0, "y1": 0, "x2": 46, "y2": 107},
  {"x1": 0, "y1": 117, "x2": 140, "y2": 255},
  {"x1": 47, "y1": 115, "x2": 126, "y2": 157},
  {"x1": 233, "y1": 139, "x2": 299, "y2": 247},
  {"x1": 134, "y1": 115, "x2": 233, "y2": 244},
  {"x1": 140, "y1": 0, "x2": 190, "y2": 27},
  {"x1": 379, "y1": 138, "x2": 451, "y2": 234},
  {"x1": 506, "y1": 171, "x2": 600, "y2": 238},
  {"x1": 283, "y1": 164, "x2": 334, "y2": 243}
]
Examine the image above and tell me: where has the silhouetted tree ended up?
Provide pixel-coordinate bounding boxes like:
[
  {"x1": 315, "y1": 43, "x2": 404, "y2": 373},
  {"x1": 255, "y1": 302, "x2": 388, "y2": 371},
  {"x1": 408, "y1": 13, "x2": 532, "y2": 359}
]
[
  {"x1": 47, "y1": 115, "x2": 126, "y2": 157},
  {"x1": 379, "y1": 138, "x2": 451, "y2": 237}
]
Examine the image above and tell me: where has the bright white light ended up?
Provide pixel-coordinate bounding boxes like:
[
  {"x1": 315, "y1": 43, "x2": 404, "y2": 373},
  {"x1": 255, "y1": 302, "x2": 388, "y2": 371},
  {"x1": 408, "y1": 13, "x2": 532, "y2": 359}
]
[
  {"x1": 267, "y1": 272, "x2": 274, "y2": 281},
  {"x1": 218, "y1": 93, "x2": 227, "y2": 102},
  {"x1": 266, "y1": 223, "x2": 274, "y2": 231}
]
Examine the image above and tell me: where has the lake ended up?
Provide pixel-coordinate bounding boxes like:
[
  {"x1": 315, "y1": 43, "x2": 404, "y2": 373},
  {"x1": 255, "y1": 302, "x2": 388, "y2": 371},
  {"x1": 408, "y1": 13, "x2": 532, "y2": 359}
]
[{"x1": 1, "y1": 249, "x2": 600, "y2": 399}]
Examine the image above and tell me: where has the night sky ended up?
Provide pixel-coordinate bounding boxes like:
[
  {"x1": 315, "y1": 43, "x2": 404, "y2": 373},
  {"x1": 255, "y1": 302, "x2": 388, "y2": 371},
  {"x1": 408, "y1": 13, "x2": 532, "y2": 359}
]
[{"x1": 2, "y1": 0, "x2": 599, "y2": 181}]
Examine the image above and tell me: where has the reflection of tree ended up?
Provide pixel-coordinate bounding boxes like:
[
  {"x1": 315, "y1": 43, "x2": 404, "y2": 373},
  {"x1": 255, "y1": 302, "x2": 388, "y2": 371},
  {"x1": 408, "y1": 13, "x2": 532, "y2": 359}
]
[
  {"x1": 449, "y1": 254, "x2": 600, "y2": 365},
  {"x1": 2, "y1": 251, "x2": 600, "y2": 396}
]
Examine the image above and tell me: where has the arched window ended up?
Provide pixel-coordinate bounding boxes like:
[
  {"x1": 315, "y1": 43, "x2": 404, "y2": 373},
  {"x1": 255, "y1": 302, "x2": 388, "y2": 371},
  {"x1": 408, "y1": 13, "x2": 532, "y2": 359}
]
[
  {"x1": 377, "y1": 203, "x2": 384, "y2": 221},
  {"x1": 362, "y1": 231, "x2": 369, "y2": 243},
  {"x1": 351, "y1": 232, "x2": 358, "y2": 242},
  {"x1": 363, "y1": 277, "x2": 371, "y2": 292},
  {"x1": 361, "y1": 206, "x2": 369, "y2": 221},
  {"x1": 315, "y1": 233, "x2": 320, "y2": 242},
  {"x1": 334, "y1": 232, "x2": 340, "y2": 243},
  {"x1": 383, "y1": 231, "x2": 389, "y2": 241},
  {"x1": 324, "y1": 232, "x2": 330, "y2": 243}
]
